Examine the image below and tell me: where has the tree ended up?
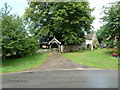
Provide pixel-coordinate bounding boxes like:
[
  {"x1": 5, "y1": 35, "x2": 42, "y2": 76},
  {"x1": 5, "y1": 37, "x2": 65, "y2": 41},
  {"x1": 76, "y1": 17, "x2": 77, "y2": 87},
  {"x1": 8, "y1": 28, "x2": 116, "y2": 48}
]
[
  {"x1": 96, "y1": 26, "x2": 108, "y2": 44},
  {"x1": 1, "y1": 3, "x2": 39, "y2": 60},
  {"x1": 24, "y1": 2, "x2": 94, "y2": 45},
  {"x1": 97, "y1": 1, "x2": 120, "y2": 49}
]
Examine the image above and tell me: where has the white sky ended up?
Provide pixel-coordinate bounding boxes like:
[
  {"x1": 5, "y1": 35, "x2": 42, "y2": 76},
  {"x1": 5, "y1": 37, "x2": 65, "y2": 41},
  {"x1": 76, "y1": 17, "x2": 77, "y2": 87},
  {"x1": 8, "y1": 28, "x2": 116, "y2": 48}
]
[{"x1": 0, "y1": 0, "x2": 119, "y2": 31}]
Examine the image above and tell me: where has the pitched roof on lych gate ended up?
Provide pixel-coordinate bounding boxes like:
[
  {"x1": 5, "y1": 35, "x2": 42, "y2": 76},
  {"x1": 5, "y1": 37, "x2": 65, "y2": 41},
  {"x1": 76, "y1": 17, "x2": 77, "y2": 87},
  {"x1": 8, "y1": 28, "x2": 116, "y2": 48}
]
[{"x1": 48, "y1": 36, "x2": 61, "y2": 45}]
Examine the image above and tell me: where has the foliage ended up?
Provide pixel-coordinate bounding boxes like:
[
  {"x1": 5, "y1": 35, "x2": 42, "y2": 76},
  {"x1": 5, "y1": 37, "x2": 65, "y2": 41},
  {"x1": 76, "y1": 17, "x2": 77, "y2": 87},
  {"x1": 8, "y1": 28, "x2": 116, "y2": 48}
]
[
  {"x1": 1, "y1": 53, "x2": 48, "y2": 73},
  {"x1": 62, "y1": 48, "x2": 118, "y2": 69},
  {"x1": 24, "y1": 2, "x2": 94, "y2": 45},
  {"x1": 1, "y1": 3, "x2": 39, "y2": 60},
  {"x1": 96, "y1": 1, "x2": 120, "y2": 49}
]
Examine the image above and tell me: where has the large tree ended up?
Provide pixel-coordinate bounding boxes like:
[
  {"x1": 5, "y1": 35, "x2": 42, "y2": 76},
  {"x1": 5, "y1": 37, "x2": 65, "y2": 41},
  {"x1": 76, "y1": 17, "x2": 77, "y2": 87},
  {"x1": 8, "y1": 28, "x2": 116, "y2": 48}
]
[
  {"x1": 24, "y1": 2, "x2": 94, "y2": 45},
  {"x1": 1, "y1": 3, "x2": 39, "y2": 60},
  {"x1": 97, "y1": 1, "x2": 120, "y2": 49}
]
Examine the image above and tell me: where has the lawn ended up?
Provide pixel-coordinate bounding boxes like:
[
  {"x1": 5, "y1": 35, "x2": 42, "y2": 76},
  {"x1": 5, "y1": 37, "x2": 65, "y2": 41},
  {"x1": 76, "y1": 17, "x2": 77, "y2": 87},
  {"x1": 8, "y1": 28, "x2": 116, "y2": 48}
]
[
  {"x1": 1, "y1": 53, "x2": 49, "y2": 73},
  {"x1": 62, "y1": 48, "x2": 118, "y2": 69}
]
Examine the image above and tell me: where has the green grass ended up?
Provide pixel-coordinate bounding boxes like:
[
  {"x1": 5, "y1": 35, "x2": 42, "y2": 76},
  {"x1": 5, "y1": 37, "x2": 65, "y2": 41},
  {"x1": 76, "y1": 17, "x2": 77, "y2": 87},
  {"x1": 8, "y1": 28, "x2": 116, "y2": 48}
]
[
  {"x1": 1, "y1": 53, "x2": 49, "y2": 73},
  {"x1": 62, "y1": 48, "x2": 118, "y2": 69}
]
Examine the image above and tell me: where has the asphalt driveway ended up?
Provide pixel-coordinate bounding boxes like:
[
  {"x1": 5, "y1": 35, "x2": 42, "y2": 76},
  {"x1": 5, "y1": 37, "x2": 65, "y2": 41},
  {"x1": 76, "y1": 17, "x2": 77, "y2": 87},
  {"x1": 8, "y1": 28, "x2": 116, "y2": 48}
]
[{"x1": 25, "y1": 52, "x2": 98, "y2": 72}]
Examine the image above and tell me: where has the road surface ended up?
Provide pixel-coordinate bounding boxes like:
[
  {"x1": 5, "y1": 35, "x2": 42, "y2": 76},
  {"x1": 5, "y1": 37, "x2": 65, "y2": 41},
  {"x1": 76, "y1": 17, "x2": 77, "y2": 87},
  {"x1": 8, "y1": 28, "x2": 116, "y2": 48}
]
[{"x1": 2, "y1": 70, "x2": 118, "y2": 88}]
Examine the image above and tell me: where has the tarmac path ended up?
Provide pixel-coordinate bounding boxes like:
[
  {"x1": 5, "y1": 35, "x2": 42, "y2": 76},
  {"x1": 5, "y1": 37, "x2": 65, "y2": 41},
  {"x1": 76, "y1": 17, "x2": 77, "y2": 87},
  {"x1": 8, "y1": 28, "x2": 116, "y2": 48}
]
[{"x1": 26, "y1": 51, "x2": 98, "y2": 72}]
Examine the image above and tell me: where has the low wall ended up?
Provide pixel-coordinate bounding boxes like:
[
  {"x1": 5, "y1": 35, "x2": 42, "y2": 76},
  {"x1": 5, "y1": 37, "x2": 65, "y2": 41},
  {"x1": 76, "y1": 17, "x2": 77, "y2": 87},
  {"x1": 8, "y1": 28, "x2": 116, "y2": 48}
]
[{"x1": 63, "y1": 45, "x2": 87, "y2": 52}]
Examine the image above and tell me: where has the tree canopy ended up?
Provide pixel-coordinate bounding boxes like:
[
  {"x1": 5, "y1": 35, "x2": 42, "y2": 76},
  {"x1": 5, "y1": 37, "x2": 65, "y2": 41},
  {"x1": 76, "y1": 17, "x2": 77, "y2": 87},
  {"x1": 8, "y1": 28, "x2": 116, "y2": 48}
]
[
  {"x1": 24, "y1": 2, "x2": 94, "y2": 45},
  {"x1": 96, "y1": 1, "x2": 120, "y2": 49}
]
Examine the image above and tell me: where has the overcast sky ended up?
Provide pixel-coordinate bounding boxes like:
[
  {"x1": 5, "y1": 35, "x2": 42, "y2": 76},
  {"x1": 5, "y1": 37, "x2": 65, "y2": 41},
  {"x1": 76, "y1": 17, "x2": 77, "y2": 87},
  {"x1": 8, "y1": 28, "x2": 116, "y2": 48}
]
[{"x1": 0, "y1": 0, "x2": 119, "y2": 31}]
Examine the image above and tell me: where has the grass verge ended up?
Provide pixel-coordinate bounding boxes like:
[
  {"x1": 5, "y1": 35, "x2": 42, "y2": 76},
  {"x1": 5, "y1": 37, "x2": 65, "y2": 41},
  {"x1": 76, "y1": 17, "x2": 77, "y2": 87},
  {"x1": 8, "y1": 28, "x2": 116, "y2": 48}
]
[
  {"x1": 1, "y1": 53, "x2": 49, "y2": 73},
  {"x1": 62, "y1": 48, "x2": 118, "y2": 69}
]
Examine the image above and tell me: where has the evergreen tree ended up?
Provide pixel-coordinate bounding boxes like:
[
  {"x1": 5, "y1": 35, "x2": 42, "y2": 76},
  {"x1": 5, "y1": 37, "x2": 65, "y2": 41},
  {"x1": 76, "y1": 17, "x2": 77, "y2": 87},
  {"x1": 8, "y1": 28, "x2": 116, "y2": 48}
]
[{"x1": 1, "y1": 3, "x2": 39, "y2": 60}]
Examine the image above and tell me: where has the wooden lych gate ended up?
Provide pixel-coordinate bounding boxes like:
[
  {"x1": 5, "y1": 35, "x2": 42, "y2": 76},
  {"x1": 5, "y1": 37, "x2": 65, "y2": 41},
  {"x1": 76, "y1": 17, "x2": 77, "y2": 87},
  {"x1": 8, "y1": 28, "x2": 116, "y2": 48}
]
[{"x1": 48, "y1": 37, "x2": 62, "y2": 52}]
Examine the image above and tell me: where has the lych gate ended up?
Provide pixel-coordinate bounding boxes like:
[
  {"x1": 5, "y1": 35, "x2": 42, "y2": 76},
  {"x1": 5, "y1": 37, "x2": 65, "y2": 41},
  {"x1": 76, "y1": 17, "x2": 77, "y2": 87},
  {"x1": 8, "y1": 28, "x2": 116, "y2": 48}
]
[{"x1": 48, "y1": 37, "x2": 61, "y2": 52}]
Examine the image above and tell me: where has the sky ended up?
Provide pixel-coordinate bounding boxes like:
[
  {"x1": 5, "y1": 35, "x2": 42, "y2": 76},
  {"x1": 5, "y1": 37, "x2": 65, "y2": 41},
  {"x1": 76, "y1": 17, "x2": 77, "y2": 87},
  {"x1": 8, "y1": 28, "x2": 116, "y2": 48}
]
[{"x1": 0, "y1": 0, "x2": 119, "y2": 31}]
